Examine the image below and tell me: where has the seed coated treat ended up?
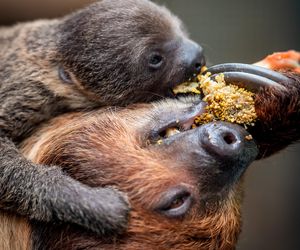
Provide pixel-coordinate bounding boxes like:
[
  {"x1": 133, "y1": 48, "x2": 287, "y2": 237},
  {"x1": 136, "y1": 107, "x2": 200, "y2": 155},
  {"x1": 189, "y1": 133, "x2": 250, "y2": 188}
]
[{"x1": 173, "y1": 70, "x2": 257, "y2": 126}]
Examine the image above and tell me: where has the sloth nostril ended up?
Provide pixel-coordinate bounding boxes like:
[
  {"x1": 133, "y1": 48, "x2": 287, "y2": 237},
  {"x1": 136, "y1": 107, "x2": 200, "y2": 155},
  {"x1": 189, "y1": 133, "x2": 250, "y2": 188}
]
[
  {"x1": 199, "y1": 123, "x2": 250, "y2": 160},
  {"x1": 195, "y1": 62, "x2": 202, "y2": 72},
  {"x1": 223, "y1": 132, "x2": 237, "y2": 145}
]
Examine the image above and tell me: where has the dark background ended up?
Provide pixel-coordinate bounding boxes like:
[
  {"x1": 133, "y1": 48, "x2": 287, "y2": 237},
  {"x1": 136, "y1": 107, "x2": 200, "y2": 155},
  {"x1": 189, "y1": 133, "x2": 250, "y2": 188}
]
[{"x1": 0, "y1": 1, "x2": 299, "y2": 249}]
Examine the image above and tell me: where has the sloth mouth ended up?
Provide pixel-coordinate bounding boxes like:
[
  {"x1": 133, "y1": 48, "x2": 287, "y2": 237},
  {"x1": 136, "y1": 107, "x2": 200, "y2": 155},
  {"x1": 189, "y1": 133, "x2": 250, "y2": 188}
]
[
  {"x1": 155, "y1": 121, "x2": 193, "y2": 143},
  {"x1": 149, "y1": 102, "x2": 206, "y2": 144},
  {"x1": 165, "y1": 71, "x2": 201, "y2": 98}
]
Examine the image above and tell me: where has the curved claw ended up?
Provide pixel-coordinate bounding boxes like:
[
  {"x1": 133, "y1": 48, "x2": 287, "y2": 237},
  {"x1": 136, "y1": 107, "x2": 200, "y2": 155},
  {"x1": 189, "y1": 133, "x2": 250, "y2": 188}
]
[
  {"x1": 205, "y1": 63, "x2": 289, "y2": 92},
  {"x1": 211, "y1": 72, "x2": 285, "y2": 92}
]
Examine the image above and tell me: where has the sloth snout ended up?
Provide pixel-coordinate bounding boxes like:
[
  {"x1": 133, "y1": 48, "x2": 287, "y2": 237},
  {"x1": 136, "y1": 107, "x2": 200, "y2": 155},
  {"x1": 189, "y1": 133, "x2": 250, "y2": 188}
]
[{"x1": 182, "y1": 39, "x2": 206, "y2": 78}]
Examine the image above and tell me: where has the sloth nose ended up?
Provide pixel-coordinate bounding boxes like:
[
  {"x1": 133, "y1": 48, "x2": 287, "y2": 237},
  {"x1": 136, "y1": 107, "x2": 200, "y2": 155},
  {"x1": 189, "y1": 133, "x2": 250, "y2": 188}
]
[
  {"x1": 199, "y1": 122, "x2": 256, "y2": 162},
  {"x1": 182, "y1": 39, "x2": 206, "y2": 78}
]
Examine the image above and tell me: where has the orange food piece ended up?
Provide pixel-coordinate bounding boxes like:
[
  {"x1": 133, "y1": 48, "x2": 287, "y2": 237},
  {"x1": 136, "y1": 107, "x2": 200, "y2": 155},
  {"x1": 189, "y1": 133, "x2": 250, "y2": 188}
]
[{"x1": 254, "y1": 50, "x2": 300, "y2": 73}]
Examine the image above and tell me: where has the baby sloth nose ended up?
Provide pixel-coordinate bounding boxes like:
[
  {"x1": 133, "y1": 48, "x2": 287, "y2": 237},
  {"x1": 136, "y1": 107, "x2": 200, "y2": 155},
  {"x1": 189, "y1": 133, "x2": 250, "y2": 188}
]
[
  {"x1": 200, "y1": 122, "x2": 256, "y2": 161},
  {"x1": 182, "y1": 39, "x2": 206, "y2": 77}
]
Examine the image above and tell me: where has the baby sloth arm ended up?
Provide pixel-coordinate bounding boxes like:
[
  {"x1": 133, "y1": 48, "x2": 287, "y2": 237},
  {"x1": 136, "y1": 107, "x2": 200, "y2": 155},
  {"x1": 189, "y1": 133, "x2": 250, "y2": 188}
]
[
  {"x1": 0, "y1": 81, "x2": 128, "y2": 235},
  {"x1": 0, "y1": 137, "x2": 128, "y2": 234}
]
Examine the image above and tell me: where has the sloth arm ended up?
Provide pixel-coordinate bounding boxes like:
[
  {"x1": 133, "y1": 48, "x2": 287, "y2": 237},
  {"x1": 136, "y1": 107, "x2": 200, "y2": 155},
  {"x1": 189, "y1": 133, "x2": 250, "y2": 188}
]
[
  {"x1": 208, "y1": 50, "x2": 300, "y2": 159},
  {"x1": 250, "y1": 72, "x2": 300, "y2": 158},
  {"x1": 0, "y1": 80, "x2": 128, "y2": 235},
  {"x1": 208, "y1": 60, "x2": 300, "y2": 159},
  {"x1": 251, "y1": 51, "x2": 300, "y2": 157}
]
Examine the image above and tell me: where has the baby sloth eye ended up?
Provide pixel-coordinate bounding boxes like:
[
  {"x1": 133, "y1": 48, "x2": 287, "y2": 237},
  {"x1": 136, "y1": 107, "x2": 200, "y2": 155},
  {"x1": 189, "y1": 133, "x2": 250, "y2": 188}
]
[
  {"x1": 156, "y1": 187, "x2": 193, "y2": 218},
  {"x1": 58, "y1": 66, "x2": 74, "y2": 84},
  {"x1": 149, "y1": 53, "x2": 164, "y2": 69}
]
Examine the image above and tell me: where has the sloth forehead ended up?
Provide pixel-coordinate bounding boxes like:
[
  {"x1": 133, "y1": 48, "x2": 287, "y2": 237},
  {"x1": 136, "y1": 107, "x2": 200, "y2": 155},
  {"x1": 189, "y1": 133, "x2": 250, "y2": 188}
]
[{"x1": 73, "y1": 0, "x2": 186, "y2": 40}]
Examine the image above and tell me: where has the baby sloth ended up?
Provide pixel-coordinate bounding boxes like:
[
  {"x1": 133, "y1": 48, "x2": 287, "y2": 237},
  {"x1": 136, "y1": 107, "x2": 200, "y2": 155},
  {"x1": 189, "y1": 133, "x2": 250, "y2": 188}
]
[
  {"x1": 6, "y1": 67, "x2": 299, "y2": 249},
  {"x1": 0, "y1": 0, "x2": 205, "y2": 234}
]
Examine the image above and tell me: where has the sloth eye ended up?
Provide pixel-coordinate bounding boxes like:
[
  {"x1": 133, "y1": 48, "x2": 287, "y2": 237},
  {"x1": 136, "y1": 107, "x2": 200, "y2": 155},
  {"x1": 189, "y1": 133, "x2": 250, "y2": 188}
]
[
  {"x1": 58, "y1": 66, "x2": 73, "y2": 84},
  {"x1": 156, "y1": 187, "x2": 192, "y2": 218},
  {"x1": 149, "y1": 53, "x2": 164, "y2": 69}
]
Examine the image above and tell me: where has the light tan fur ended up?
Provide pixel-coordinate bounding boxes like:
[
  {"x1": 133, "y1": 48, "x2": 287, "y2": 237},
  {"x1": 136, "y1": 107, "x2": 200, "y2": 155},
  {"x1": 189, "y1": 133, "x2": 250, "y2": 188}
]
[{"x1": 0, "y1": 213, "x2": 31, "y2": 250}]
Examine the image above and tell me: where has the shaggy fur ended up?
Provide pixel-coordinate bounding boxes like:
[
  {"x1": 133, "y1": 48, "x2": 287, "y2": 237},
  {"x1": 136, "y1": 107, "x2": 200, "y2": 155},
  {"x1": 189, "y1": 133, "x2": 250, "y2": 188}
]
[
  {"x1": 0, "y1": 71, "x2": 296, "y2": 249},
  {"x1": 22, "y1": 103, "x2": 253, "y2": 250},
  {"x1": 0, "y1": 0, "x2": 203, "y2": 235}
]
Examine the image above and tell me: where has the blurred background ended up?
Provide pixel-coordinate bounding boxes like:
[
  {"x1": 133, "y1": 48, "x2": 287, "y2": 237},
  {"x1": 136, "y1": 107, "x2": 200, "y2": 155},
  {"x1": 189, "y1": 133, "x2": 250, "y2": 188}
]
[{"x1": 0, "y1": 0, "x2": 299, "y2": 249}]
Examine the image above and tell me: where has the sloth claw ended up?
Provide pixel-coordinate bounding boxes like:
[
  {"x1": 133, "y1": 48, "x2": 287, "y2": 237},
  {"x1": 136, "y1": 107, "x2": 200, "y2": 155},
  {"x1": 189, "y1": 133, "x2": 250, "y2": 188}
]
[{"x1": 205, "y1": 63, "x2": 289, "y2": 92}]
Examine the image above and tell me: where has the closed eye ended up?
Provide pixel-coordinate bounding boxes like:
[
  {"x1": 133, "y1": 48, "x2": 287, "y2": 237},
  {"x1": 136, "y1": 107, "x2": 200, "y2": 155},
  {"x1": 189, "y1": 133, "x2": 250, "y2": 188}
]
[
  {"x1": 155, "y1": 187, "x2": 193, "y2": 218},
  {"x1": 58, "y1": 66, "x2": 74, "y2": 84}
]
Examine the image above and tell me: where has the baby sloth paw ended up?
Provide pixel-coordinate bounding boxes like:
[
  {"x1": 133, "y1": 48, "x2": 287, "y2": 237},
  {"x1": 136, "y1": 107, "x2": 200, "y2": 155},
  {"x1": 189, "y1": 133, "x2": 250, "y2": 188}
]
[
  {"x1": 43, "y1": 174, "x2": 130, "y2": 236},
  {"x1": 69, "y1": 186, "x2": 130, "y2": 236}
]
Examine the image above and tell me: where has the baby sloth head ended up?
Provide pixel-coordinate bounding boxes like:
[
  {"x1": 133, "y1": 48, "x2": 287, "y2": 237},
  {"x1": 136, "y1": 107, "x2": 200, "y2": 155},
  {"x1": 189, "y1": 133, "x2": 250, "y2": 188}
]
[{"x1": 57, "y1": 0, "x2": 205, "y2": 105}]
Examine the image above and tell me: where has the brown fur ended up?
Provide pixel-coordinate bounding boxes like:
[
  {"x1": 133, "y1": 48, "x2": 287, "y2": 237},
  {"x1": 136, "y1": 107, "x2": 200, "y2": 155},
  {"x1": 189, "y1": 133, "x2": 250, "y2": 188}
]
[
  {"x1": 18, "y1": 72, "x2": 299, "y2": 250},
  {"x1": 1, "y1": 64, "x2": 299, "y2": 249},
  {"x1": 0, "y1": 69, "x2": 298, "y2": 249},
  {"x1": 21, "y1": 105, "x2": 244, "y2": 250}
]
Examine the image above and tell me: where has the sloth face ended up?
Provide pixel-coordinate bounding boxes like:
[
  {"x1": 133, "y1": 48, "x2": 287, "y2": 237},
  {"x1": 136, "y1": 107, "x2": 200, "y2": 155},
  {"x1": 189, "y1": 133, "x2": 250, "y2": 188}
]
[
  {"x1": 58, "y1": 0, "x2": 205, "y2": 105},
  {"x1": 24, "y1": 97, "x2": 257, "y2": 249}
]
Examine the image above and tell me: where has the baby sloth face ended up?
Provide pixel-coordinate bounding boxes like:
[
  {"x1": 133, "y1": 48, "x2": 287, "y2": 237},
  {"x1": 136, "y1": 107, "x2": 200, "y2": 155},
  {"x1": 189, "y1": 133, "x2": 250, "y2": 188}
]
[
  {"x1": 23, "y1": 98, "x2": 258, "y2": 250},
  {"x1": 58, "y1": 0, "x2": 205, "y2": 105}
]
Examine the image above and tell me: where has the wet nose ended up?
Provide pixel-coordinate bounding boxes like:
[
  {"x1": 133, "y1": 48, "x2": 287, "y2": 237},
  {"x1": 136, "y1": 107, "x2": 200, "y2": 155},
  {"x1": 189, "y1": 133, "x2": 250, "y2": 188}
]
[
  {"x1": 199, "y1": 122, "x2": 256, "y2": 161},
  {"x1": 182, "y1": 39, "x2": 206, "y2": 77}
]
